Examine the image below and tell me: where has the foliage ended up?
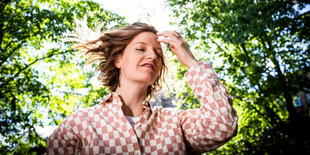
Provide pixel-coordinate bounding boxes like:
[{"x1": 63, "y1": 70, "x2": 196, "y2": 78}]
[
  {"x1": 166, "y1": 0, "x2": 310, "y2": 154},
  {"x1": 0, "y1": 0, "x2": 125, "y2": 154}
]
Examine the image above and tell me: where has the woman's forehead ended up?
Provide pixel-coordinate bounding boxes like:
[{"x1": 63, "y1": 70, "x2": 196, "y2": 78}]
[{"x1": 130, "y1": 32, "x2": 161, "y2": 47}]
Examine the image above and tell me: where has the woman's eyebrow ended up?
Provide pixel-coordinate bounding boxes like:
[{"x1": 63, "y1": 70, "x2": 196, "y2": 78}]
[
  {"x1": 134, "y1": 42, "x2": 162, "y2": 50},
  {"x1": 134, "y1": 42, "x2": 148, "y2": 45}
]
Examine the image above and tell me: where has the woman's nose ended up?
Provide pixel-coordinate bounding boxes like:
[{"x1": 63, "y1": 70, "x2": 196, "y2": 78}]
[{"x1": 146, "y1": 50, "x2": 158, "y2": 60}]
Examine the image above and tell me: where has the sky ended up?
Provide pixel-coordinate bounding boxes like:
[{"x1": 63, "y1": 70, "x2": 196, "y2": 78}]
[{"x1": 95, "y1": 0, "x2": 177, "y2": 31}]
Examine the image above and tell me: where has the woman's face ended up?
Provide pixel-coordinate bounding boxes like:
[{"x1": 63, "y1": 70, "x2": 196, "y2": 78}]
[{"x1": 115, "y1": 32, "x2": 163, "y2": 87}]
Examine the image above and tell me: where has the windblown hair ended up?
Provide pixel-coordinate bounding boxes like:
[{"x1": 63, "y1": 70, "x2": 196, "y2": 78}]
[{"x1": 65, "y1": 20, "x2": 167, "y2": 98}]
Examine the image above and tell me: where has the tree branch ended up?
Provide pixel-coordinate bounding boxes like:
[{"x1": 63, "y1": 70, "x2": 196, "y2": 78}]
[
  {"x1": 0, "y1": 0, "x2": 11, "y2": 14},
  {"x1": 241, "y1": 40, "x2": 283, "y2": 123},
  {"x1": 0, "y1": 23, "x2": 3, "y2": 49},
  {"x1": 0, "y1": 40, "x2": 26, "y2": 67},
  {"x1": 248, "y1": 101, "x2": 269, "y2": 121},
  {"x1": 0, "y1": 50, "x2": 71, "y2": 89},
  {"x1": 240, "y1": 43, "x2": 252, "y2": 63},
  {"x1": 264, "y1": 37, "x2": 297, "y2": 119},
  {"x1": 253, "y1": 74, "x2": 283, "y2": 124},
  {"x1": 210, "y1": 37, "x2": 229, "y2": 53},
  {"x1": 58, "y1": 90, "x2": 86, "y2": 96},
  {"x1": 3, "y1": 39, "x2": 15, "y2": 51}
]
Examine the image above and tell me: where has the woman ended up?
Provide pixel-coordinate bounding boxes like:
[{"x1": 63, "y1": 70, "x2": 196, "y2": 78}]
[{"x1": 47, "y1": 22, "x2": 238, "y2": 154}]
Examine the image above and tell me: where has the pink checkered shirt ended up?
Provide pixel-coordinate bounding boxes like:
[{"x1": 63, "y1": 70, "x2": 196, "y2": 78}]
[{"x1": 47, "y1": 61, "x2": 238, "y2": 154}]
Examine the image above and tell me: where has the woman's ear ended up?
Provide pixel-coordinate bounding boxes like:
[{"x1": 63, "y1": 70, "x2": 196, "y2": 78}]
[{"x1": 115, "y1": 54, "x2": 122, "y2": 69}]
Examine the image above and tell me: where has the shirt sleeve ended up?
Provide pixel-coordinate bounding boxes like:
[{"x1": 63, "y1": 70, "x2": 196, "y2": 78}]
[
  {"x1": 46, "y1": 115, "x2": 82, "y2": 155},
  {"x1": 178, "y1": 61, "x2": 238, "y2": 152}
]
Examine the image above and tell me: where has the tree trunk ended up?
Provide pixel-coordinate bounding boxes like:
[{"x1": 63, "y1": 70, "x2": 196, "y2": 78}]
[{"x1": 270, "y1": 50, "x2": 297, "y2": 120}]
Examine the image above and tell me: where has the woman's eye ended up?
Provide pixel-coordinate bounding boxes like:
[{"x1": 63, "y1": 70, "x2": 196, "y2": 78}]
[{"x1": 136, "y1": 48, "x2": 145, "y2": 52}]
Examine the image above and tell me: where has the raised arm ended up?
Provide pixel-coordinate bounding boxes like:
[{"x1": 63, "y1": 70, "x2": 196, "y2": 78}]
[
  {"x1": 179, "y1": 61, "x2": 238, "y2": 152},
  {"x1": 157, "y1": 31, "x2": 238, "y2": 152}
]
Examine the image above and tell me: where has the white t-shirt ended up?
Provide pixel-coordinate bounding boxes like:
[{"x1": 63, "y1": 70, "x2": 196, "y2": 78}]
[{"x1": 125, "y1": 116, "x2": 139, "y2": 129}]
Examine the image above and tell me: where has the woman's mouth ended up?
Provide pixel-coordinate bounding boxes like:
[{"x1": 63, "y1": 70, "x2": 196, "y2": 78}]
[{"x1": 141, "y1": 63, "x2": 155, "y2": 71}]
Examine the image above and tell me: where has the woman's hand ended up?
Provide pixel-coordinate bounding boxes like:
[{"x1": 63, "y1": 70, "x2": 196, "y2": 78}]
[{"x1": 157, "y1": 31, "x2": 198, "y2": 68}]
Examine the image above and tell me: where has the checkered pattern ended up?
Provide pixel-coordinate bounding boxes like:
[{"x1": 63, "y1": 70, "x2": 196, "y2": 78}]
[{"x1": 46, "y1": 61, "x2": 238, "y2": 154}]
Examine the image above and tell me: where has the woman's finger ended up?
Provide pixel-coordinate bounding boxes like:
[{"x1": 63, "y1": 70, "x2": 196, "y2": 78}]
[
  {"x1": 157, "y1": 31, "x2": 187, "y2": 53},
  {"x1": 157, "y1": 30, "x2": 198, "y2": 68},
  {"x1": 157, "y1": 31, "x2": 183, "y2": 41},
  {"x1": 157, "y1": 31, "x2": 185, "y2": 49},
  {"x1": 157, "y1": 37, "x2": 174, "y2": 45},
  {"x1": 157, "y1": 37, "x2": 178, "y2": 54}
]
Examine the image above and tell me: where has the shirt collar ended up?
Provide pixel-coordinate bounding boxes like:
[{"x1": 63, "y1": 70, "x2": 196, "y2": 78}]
[{"x1": 100, "y1": 92, "x2": 153, "y2": 113}]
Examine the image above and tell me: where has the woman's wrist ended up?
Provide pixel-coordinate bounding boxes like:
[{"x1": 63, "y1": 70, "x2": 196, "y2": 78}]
[{"x1": 184, "y1": 58, "x2": 198, "y2": 69}]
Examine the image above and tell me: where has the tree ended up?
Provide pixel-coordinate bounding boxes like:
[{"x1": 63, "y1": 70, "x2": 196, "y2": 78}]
[
  {"x1": 0, "y1": 0, "x2": 125, "y2": 154},
  {"x1": 166, "y1": 0, "x2": 310, "y2": 154}
]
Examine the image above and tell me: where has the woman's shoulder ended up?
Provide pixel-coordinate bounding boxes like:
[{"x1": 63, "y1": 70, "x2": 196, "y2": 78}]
[
  {"x1": 60, "y1": 105, "x2": 101, "y2": 126},
  {"x1": 69, "y1": 105, "x2": 99, "y2": 118},
  {"x1": 49, "y1": 105, "x2": 102, "y2": 141}
]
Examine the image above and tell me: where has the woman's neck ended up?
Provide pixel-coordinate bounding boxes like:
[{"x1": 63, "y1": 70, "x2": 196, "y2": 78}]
[{"x1": 115, "y1": 81, "x2": 148, "y2": 117}]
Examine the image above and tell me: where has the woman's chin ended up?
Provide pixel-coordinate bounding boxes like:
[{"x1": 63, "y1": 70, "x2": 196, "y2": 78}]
[{"x1": 138, "y1": 77, "x2": 156, "y2": 86}]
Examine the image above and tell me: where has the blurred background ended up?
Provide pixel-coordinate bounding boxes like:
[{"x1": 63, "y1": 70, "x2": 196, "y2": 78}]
[{"x1": 0, "y1": 0, "x2": 309, "y2": 154}]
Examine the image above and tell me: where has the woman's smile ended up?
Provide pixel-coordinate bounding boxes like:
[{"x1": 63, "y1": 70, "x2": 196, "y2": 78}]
[{"x1": 141, "y1": 62, "x2": 155, "y2": 71}]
